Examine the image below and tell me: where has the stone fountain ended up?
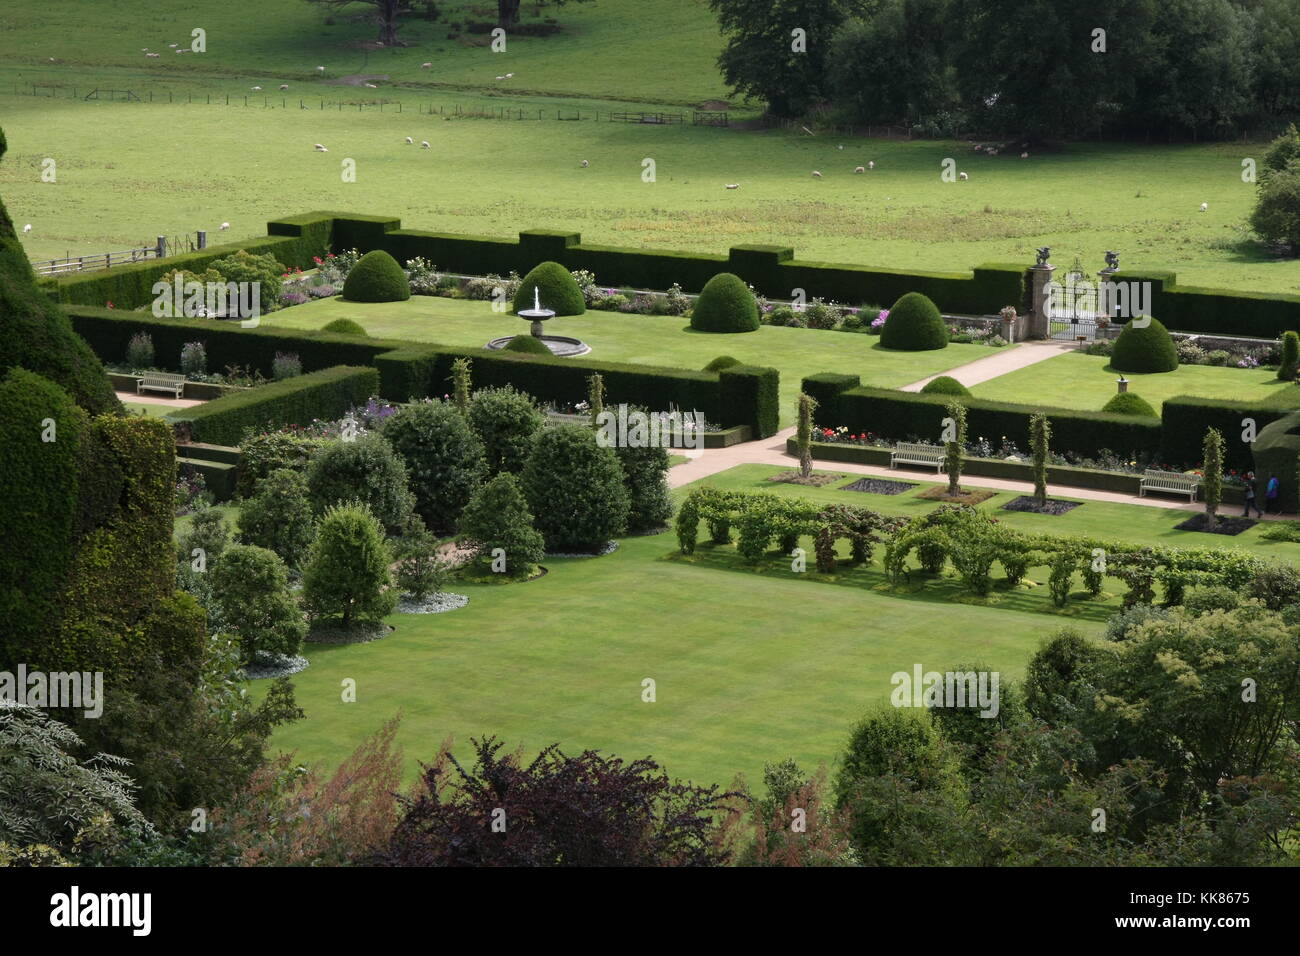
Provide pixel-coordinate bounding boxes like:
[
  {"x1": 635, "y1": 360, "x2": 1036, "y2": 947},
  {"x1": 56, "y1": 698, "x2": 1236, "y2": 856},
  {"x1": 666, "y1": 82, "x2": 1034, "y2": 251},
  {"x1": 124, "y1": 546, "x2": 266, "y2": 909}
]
[{"x1": 486, "y1": 285, "x2": 591, "y2": 356}]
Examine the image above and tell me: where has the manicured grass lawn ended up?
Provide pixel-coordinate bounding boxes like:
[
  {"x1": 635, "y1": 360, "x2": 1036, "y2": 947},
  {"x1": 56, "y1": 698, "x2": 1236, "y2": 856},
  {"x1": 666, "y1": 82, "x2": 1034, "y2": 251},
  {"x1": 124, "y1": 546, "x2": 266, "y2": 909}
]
[
  {"x1": 121, "y1": 401, "x2": 172, "y2": 417},
  {"x1": 265, "y1": 294, "x2": 994, "y2": 424},
  {"x1": 968, "y1": 350, "x2": 1297, "y2": 412}
]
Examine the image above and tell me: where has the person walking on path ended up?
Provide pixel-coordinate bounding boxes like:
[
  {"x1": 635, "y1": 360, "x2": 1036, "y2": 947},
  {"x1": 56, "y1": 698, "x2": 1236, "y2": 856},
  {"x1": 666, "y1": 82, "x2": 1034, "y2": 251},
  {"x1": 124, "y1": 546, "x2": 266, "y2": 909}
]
[
  {"x1": 1243, "y1": 472, "x2": 1264, "y2": 518},
  {"x1": 1266, "y1": 474, "x2": 1281, "y2": 514}
]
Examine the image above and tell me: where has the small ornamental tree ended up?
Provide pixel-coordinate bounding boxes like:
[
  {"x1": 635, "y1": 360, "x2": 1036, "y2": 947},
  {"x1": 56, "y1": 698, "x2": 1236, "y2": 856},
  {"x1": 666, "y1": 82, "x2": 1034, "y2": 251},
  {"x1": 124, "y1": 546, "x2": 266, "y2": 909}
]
[
  {"x1": 392, "y1": 515, "x2": 448, "y2": 601},
  {"x1": 1203, "y1": 426, "x2": 1224, "y2": 530},
  {"x1": 587, "y1": 372, "x2": 605, "y2": 427},
  {"x1": 302, "y1": 503, "x2": 396, "y2": 630},
  {"x1": 450, "y1": 357, "x2": 472, "y2": 413},
  {"x1": 943, "y1": 399, "x2": 967, "y2": 496},
  {"x1": 237, "y1": 467, "x2": 316, "y2": 571},
  {"x1": 210, "y1": 544, "x2": 308, "y2": 662},
  {"x1": 614, "y1": 439, "x2": 674, "y2": 533},
  {"x1": 306, "y1": 432, "x2": 415, "y2": 533},
  {"x1": 467, "y1": 386, "x2": 545, "y2": 476},
  {"x1": 797, "y1": 392, "x2": 818, "y2": 479},
  {"x1": 1029, "y1": 412, "x2": 1051, "y2": 507},
  {"x1": 382, "y1": 400, "x2": 487, "y2": 532},
  {"x1": 1280, "y1": 331, "x2": 1299, "y2": 381},
  {"x1": 458, "y1": 473, "x2": 545, "y2": 577},
  {"x1": 521, "y1": 424, "x2": 630, "y2": 553}
]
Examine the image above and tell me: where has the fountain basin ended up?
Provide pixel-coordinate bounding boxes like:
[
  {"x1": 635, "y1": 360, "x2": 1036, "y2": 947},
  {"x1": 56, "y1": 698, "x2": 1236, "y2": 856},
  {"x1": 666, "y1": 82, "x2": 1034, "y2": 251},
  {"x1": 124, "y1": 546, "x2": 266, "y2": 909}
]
[{"x1": 485, "y1": 334, "x2": 591, "y2": 357}]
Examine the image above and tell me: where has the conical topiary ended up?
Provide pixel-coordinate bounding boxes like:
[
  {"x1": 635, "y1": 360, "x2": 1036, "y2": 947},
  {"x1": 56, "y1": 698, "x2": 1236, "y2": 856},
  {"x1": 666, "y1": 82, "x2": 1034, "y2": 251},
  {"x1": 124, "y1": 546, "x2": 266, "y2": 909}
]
[
  {"x1": 1111, "y1": 317, "x2": 1178, "y2": 373},
  {"x1": 689, "y1": 273, "x2": 759, "y2": 333},
  {"x1": 920, "y1": 375, "x2": 970, "y2": 396},
  {"x1": 880, "y1": 292, "x2": 947, "y2": 351},
  {"x1": 342, "y1": 249, "x2": 411, "y2": 302},
  {"x1": 1101, "y1": 391, "x2": 1158, "y2": 417},
  {"x1": 511, "y1": 260, "x2": 586, "y2": 316}
]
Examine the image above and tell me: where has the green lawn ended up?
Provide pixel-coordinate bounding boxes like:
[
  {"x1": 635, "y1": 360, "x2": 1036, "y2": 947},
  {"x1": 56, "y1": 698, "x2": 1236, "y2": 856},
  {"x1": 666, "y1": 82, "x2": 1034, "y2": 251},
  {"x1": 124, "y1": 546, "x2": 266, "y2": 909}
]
[
  {"x1": 121, "y1": 401, "x2": 173, "y2": 417},
  {"x1": 265, "y1": 294, "x2": 993, "y2": 424},
  {"x1": 969, "y1": 350, "x2": 1297, "y2": 412}
]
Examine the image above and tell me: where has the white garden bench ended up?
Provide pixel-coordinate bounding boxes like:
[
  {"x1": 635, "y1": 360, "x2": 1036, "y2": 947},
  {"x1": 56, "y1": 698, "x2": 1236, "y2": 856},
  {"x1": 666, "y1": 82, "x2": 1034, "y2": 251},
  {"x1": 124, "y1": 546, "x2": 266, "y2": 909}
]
[
  {"x1": 890, "y1": 442, "x2": 945, "y2": 472},
  {"x1": 137, "y1": 371, "x2": 186, "y2": 398},
  {"x1": 1139, "y1": 469, "x2": 1200, "y2": 502}
]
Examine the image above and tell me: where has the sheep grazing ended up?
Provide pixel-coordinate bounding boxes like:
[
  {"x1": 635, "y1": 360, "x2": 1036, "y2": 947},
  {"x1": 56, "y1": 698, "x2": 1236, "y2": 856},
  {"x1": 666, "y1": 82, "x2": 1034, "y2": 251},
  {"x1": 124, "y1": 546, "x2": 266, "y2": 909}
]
[
  {"x1": 725, "y1": 183, "x2": 740, "y2": 189},
  {"x1": 251, "y1": 86, "x2": 262, "y2": 91},
  {"x1": 421, "y1": 141, "x2": 430, "y2": 149},
  {"x1": 958, "y1": 171, "x2": 969, "y2": 181},
  {"x1": 868, "y1": 161, "x2": 875, "y2": 169},
  {"x1": 314, "y1": 143, "x2": 328, "y2": 152},
  {"x1": 505, "y1": 73, "x2": 514, "y2": 78},
  {"x1": 854, "y1": 166, "x2": 865, "y2": 174},
  {"x1": 580, "y1": 159, "x2": 589, "y2": 167},
  {"x1": 421, "y1": 62, "x2": 432, "y2": 69},
  {"x1": 316, "y1": 66, "x2": 325, "y2": 71},
  {"x1": 1200, "y1": 202, "x2": 1209, "y2": 212},
  {"x1": 495, "y1": 76, "x2": 505, "y2": 81},
  {"x1": 364, "y1": 82, "x2": 378, "y2": 89},
  {"x1": 1020, "y1": 151, "x2": 1029, "y2": 159},
  {"x1": 220, "y1": 222, "x2": 230, "y2": 230},
  {"x1": 146, "y1": 52, "x2": 160, "y2": 58},
  {"x1": 405, "y1": 136, "x2": 413, "y2": 144},
  {"x1": 837, "y1": 144, "x2": 844, "y2": 150},
  {"x1": 811, "y1": 170, "x2": 822, "y2": 178},
  {"x1": 168, "y1": 43, "x2": 178, "y2": 48},
  {"x1": 22, "y1": 224, "x2": 31, "y2": 234},
  {"x1": 279, "y1": 84, "x2": 289, "y2": 90}
]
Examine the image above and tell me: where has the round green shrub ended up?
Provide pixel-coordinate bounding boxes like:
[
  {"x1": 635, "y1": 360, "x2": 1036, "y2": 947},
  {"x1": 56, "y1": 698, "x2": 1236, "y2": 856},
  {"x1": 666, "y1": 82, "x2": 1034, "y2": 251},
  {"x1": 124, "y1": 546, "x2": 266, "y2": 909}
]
[
  {"x1": 1279, "y1": 330, "x2": 1299, "y2": 381},
  {"x1": 236, "y1": 467, "x2": 317, "y2": 571},
  {"x1": 501, "y1": 334, "x2": 552, "y2": 355},
  {"x1": 920, "y1": 375, "x2": 970, "y2": 396},
  {"x1": 342, "y1": 249, "x2": 411, "y2": 303},
  {"x1": 689, "y1": 273, "x2": 759, "y2": 333},
  {"x1": 1101, "y1": 391, "x2": 1158, "y2": 417},
  {"x1": 521, "y1": 424, "x2": 630, "y2": 553},
  {"x1": 458, "y1": 473, "x2": 545, "y2": 577},
  {"x1": 467, "y1": 386, "x2": 546, "y2": 476},
  {"x1": 302, "y1": 502, "x2": 396, "y2": 630},
  {"x1": 382, "y1": 401, "x2": 487, "y2": 532},
  {"x1": 511, "y1": 261, "x2": 585, "y2": 316},
  {"x1": 703, "y1": 355, "x2": 742, "y2": 372},
  {"x1": 880, "y1": 292, "x2": 947, "y2": 351},
  {"x1": 305, "y1": 432, "x2": 415, "y2": 533},
  {"x1": 209, "y1": 544, "x2": 307, "y2": 662},
  {"x1": 321, "y1": 318, "x2": 369, "y2": 336},
  {"x1": 1110, "y1": 317, "x2": 1179, "y2": 373}
]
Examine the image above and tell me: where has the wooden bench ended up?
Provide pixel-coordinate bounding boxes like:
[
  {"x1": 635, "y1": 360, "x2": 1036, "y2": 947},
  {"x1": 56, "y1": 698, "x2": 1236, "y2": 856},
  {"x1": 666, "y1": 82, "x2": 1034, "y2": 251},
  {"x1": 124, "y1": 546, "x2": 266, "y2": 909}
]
[
  {"x1": 137, "y1": 371, "x2": 186, "y2": 398},
  {"x1": 1139, "y1": 469, "x2": 1200, "y2": 502},
  {"x1": 890, "y1": 442, "x2": 946, "y2": 472}
]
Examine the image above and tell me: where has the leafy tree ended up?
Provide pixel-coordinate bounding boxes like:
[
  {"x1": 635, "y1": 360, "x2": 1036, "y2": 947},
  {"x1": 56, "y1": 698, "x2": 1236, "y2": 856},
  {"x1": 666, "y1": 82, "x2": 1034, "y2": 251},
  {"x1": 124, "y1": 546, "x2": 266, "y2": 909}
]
[
  {"x1": 1029, "y1": 412, "x2": 1050, "y2": 506},
  {"x1": 306, "y1": 432, "x2": 415, "y2": 533},
  {"x1": 467, "y1": 385, "x2": 545, "y2": 476},
  {"x1": 302, "y1": 503, "x2": 396, "y2": 630},
  {"x1": 586, "y1": 372, "x2": 605, "y2": 426},
  {"x1": 521, "y1": 424, "x2": 629, "y2": 552},
  {"x1": 304, "y1": 0, "x2": 410, "y2": 46},
  {"x1": 378, "y1": 736, "x2": 739, "y2": 866},
  {"x1": 1023, "y1": 627, "x2": 1108, "y2": 726},
  {"x1": 1203, "y1": 427, "x2": 1224, "y2": 529},
  {"x1": 382, "y1": 400, "x2": 487, "y2": 532},
  {"x1": 943, "y1": 398, "x2": 966, "y2": 495},
  {"x1": 1279, "y1": 331, "x2": 1299, "y2": 381},
  {"x1": 614, "y1": 440, "x2": 674, "y2": 534},
  {"x1": 450, "y1": 357, "x2": 471, "y2": 413},
  {"x1": 210, "y1": 544, "x2": 308, "y2": 662},
  {"x1": 1262, "y1": 123, "x2": 1300, "y2": 179},
  {"x1": 236, "y1": 467, "x2": 316, "y2": 570},
  {"x1": 1251, "y1": 161, "x2": 1300, "y2": 253},
  {"x1": 392, "y1": 514, "x2": 448, "y2": 600},
  {"x1": 730, "y1": 760, "x2": 856, "y2": 866},
  {"x1": 457, "y1": 473, "x2": 545, "y2": 577},
  {"x1": 797, "y1": 392, "x2": 817, "y2": 479}
]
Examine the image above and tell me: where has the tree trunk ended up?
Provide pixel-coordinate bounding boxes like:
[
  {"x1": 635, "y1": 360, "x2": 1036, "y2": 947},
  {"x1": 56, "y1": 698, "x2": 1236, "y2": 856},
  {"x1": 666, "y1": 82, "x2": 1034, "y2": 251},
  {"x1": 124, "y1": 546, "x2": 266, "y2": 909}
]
[{"x1": 498, "y1": 0, "x2": 521, "y2": 27}]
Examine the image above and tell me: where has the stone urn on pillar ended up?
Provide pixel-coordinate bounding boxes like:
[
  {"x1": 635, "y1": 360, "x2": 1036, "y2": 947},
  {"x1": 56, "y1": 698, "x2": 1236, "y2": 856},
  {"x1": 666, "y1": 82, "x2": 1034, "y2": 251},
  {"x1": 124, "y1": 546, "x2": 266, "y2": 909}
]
[
  {"x1": 999, "y1": 305, "x2": 1018, "y2": 343},
  {"x1": 1027, "y1": 246, "x2": 1055, "y2": 340}
]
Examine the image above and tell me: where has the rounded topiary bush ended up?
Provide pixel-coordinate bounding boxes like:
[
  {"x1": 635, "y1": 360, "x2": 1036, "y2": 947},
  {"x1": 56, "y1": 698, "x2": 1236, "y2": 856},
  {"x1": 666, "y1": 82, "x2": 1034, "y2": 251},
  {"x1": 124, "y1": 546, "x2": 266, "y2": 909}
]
[
  {"x1": 1110, "y1": 317, "x2": 1178, "y2": 373},
  {"x1": 321, "y1": 318, "x2": 368, "y2": 336},
  {"x1": 342, "y1": 250, "x2": 411, "y2": 303},
  {"x1": 501, "y1": 334, "x2": 552, "y2": 355},
  {"x1": 920, "y1": 375, "x2": 970, "y2": 396},
  {"x1": 521, "y1": 424, "x2": 630, "y2": 553},
  {"x1": 689, "y1": 273, "x2": 759, "y2": 333},
  {"x1": 880, "y1": 292, "x2": 947, "y2": 351},
  {"x1": 511, "y1": 261, "x2": 585, "y2": 316},
  {"x1": 703, "y1": 355, "x2": 741, "y2": 372},
  {"x1": 1101, "y1": 391, "x2": 1158, "y2": 417}
]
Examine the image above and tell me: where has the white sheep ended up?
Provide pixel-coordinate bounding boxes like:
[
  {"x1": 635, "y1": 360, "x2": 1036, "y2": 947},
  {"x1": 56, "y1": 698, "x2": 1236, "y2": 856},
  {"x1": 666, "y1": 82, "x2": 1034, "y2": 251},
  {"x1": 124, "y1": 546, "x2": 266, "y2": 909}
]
[
  {"x1": 580, "y1": 159, "x2": 589, "y2": 167},
  {"x1": 854, "y1": 165, "x2": 865, "y2": 174},
  {"x1": 251, "y1": 86, "x2": 262, "y2": 91},
  {"x1": 1020, "y1": 151, "x2": 1029, "y2": 159},
  {"x1": 421, "y1": 141, "x2": 430, "y2": 149},
  {"x1": 1200, "y1": 202, "x2": 1209, "y2": 212},
  {"x1": 314, "y1": 143, "x2": 328, "y2": 152},
  {"x1": 811, "y1": 170, "x2": 822, "y2": 178},
  {"x1": 725, "y1": 183, "x2": 740, "y2": 189},
  {"x1": 405, "y1": 136, "x2": 413, "y2": 144},
  {"x1": 220, "y1": 222, "x2": 230, "y2": 230},
  {"x1": 316, "y1": 65, "x2": 325, "y2": 71},
  {"x1": 505, "y1": 73, "x2": 514, "y2": 78},
  {"x1": 279, "y1": 84, "x2": 289, "y2": 90},
  {"x1": 495, "y1": 76, "x2": 505, "y2": 81},
  {"x1": 868, "y1": 161, "x2": 874, "y2": 169},
  {"x1": 959, "y1": 171, "x2": 969, "y2": 181},
  {"x1": 169, "y1": 43, "x2": 178, "y2": 48},
  {"x1": 22, "y1": 224, "x2": 31, "y2": 234},
  {"x1": 146, "y1": 52, "x2": 160, "y2": 58},
  {"x1": 421, "y1": 62, "x2": 432, "y2": 69},
  {"x1": 364, "y1": 82, "x2": 378, "y2": 89}
]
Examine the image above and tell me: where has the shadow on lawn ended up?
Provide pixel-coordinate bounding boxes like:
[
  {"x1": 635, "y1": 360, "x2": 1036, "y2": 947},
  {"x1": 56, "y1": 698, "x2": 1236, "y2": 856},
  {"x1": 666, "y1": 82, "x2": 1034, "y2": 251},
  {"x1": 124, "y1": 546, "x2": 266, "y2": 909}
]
[{"x1": 660, "y1": 541, "x2": 1116, "y2": 623}]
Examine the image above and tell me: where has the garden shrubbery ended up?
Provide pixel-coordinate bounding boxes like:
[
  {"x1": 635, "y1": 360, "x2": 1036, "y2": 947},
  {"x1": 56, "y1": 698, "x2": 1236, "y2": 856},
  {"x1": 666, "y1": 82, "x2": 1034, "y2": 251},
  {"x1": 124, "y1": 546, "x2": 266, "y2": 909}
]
[
  {"x1": 1111, "y1": 317, "x2": 1179, "y2": 373},
  {"x1": 512, "y1": 260, "x2": 586, "y2": 316},
  {"x1": 502, "y1": 333, "x2": 552, "y2": 354},
  {"x1": 521, "y1": 424, "x2": 629, "y2": 552},
  {"x1": 880, "y1": 292, "x2": 947, "y2": 351},
  {"x1": 321, "y1": 318, "x2": 369, "y2": 336},
  {"x1": 342, "y1": 250, "x2": 411, "y2": 303},
  {"x1": 458, "y1": 473, "x2": 545, "y2": 577},
  {"x1": 467, "y1": 386, "x2": 545, "y2": 476},
  {"x1": 382, "y1": 400, "x2": 487, "y2": 532},
  {"x1": 920, "y1": 375, "x2": 969, "y2": 396},
  {"x1": 305, "y1": 432, "x2": 415, "y2": 533},
  {"x1": 1101, "y1": 391, "x2": 1158, "y2": 417},
  {"x1": 689, "y1": 273, "x2": 759, "y2": 333}
]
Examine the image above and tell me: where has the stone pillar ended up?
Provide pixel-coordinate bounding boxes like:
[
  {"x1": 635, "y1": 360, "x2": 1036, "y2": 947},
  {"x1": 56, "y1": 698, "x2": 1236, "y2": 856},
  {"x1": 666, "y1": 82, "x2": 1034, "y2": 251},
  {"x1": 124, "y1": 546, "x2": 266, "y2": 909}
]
[
  {"x1": 1027, "y1": 264, "x2": 1055, "y2": 340},
  {"x1": 1000, "y1": 310, "x2": 1018, "y2": 342},
  {"x1": 1097, "y1": 268, "x2": 1117, "y2": 330},
  {"x1": 197, "y1": 230, "x2": 207, "y2": 250}
]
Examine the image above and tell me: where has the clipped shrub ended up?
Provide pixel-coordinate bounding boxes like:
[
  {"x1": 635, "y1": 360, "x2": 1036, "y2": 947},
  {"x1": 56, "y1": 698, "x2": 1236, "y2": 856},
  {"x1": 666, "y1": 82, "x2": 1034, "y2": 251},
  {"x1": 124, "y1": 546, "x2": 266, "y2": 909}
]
[
  {"x1": 236, "y1": 467, "x2": 317, "y2": 570},
  {"x1": 521, "y1": 424, "x2": 630, "y2": 552},
  {"x1": 321, "y1": 318, "x2": 369, "y2": 336},
  {"x1": 689, "y1": 273, "x2": 759, "y2": 333},
  {"x1": 392, "y1": 514, "x2": 448, "y2": 600},
  {"x1": 703, "y1": 355, "x2": 742, "y2": 372},
  {"x1": 458, "y1": 473, "x2": 545, "y2": 577},
  {"x1": 614, "y1": 439, "x2": 673, "y2": 533},
  {"x1": 302, "y1": 502, "x2": 396, "y2": 630},
  {"x1": 920, "y1": 375, "x2": 970, "y2": 396},
  {"x1": 1279, "y1": 331, "x2": 1299, "y2": 381},
  {"x1": 511, "y1": 260, "x2": 585, "y2": 316},
  {"x1": 1111, "y1": 317, "x2": 1179, "y2": 373},
  {"x1": 467, "y1": 385, "x2": 545, "y2": 476},
  {"x1": 209, "y1": 248, "x2": 286, "y2": 312},
  {"x1": 342, "y1": 249, "x2": 411, "y2": 303},
  {"x1": 210, "y1": 544, "x2": 307, "y2": 662},
  {"x1": 1249, "y1": 562, "x2": 1300, "y2": 611},
  {"x1": 1104, "y1": 603, "x2": 1170, "y2": 642},
  {"x1": 880, "y1": 292, "x2": 947, "y2": 351},
  {"x1": 271, "y1": 352, "x2": 302, "y2": 380},
  {"x1": 126, "y1": 331, "x2": 155, "y2": 370},
  {"x1": 502, "y1": 333, "x2": 552, "y2": 355},
  {"x1": 305, "y1": 432, "x2": 415, "y2": 533},
  {"x1": 1183, "y1": 586, "x2": 1241, "y2": 616},
  {"x1": 1101, "y1": 391, "x2": 1158, "y2": 417},
  {"x1": 382, "y1": 400, "x2": 487, "y2": 532}
]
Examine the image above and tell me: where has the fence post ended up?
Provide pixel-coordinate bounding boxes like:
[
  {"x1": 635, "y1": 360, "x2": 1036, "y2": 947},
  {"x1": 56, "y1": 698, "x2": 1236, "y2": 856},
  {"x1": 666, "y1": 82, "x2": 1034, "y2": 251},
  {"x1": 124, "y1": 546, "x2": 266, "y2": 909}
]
[
  {"x1": 197, "y1": 231, "x2": 207, "y2": 250},
  {"x1": 156, "y1": 236, "x2": 167, "y2": 259}
]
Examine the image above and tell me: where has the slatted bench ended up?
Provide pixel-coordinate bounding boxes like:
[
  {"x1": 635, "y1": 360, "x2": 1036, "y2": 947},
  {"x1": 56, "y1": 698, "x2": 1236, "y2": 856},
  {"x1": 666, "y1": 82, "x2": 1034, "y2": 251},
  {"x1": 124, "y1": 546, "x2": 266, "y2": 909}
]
[
  {"x1": 1139, "y1": 469, "x2": 1200, "y2": 502},
  {"x1": 137, "y1": 371, "x2": 186, "y2": 398},
  {"x1": 890, "y1": 442, "x2": 946, "y2": 472}
]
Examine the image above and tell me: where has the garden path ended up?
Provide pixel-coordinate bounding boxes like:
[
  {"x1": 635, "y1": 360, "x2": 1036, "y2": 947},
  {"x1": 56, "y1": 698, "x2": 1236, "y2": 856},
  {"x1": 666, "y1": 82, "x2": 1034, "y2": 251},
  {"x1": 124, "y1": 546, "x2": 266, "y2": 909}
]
[
  {"x1": 116, "y1": 390, "x2": 204, "y2": 409},
  {"x1": 900, "y1": 339, "x2": 1077, "y2": 392}
]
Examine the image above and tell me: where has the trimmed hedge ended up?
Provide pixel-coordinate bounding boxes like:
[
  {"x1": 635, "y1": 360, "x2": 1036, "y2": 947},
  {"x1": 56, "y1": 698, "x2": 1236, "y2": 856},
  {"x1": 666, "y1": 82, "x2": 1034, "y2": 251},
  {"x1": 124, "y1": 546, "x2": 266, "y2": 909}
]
[
  {"x1": 1102, "y1": 392, "x2": 1158, "y2": 417},
  {"x1": 801, "y1": 372, "x2": 861, "y2": 427},
  {"x1": 703, "y1": 355, "x2": 741, "y2": 372},
  {"x1": 502, "y1": 333, "x2": 552, "y2": 354},
  {"x1": 880, "y1": 292, "x2": 947, "y2": 351},
  {"x1": 920, "y1": 375, "x2": 970, "y2": 396},
  {"x1": 835, "y1": 386, "x2": 1163, "y2": 461},
  {"x1": 343, "y1": 249, "x2": 410, "y2": 302},
  {"x1": 1252, "y1": 411, "x2": 1300, "y2": 512},
  {"x1": 168, "y1": 365, "x2": 380, "y2": 445},
  {"x1": 690, "y1": 272, "x2": 759, "y2": 333},
  {"x1": 719, "y1": 364, "x2": 780, "y2": 438},
  {"x1": 1111, "y1": 317, "x2": 1178, "y2": 373},
  {"x1": 512, "y1": 260, "x2": 585, "y2": 315},
  {"x1": 1160, "y1": 392, "x2": 1300, "y2": 472}
]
